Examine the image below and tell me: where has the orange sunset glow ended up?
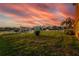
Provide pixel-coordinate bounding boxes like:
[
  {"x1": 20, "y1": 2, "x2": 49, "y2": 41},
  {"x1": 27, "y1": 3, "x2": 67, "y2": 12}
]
[{"x1": 0, "y1": 3, "x2": 75, "y2": 27}]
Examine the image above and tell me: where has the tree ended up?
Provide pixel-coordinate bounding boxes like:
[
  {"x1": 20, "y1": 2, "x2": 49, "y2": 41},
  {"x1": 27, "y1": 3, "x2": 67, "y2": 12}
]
[{"x1": 61, "y1": 17, "x2": 75, "y2": 35}]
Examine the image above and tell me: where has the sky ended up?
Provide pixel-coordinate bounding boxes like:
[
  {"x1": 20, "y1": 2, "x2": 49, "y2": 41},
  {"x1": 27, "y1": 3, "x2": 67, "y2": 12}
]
[{"x1": 0, "y1": 3, "x2": 75, "y2": 27}]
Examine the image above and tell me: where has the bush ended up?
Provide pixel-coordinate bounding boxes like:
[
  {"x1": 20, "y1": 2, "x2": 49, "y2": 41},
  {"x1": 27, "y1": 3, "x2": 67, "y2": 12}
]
[{"x1": 65, "y1": 29, "x2": 75, "y2": 35}]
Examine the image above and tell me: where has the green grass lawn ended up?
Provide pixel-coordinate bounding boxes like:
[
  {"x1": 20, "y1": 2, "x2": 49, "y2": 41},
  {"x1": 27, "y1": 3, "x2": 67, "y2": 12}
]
[{"x1": 0, "y1": 30, "x2": 79, "y2": 56}]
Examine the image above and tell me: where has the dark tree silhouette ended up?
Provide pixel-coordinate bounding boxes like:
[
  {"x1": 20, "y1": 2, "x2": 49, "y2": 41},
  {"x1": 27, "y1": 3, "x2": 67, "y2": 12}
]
[{"x1": 61, "y1": 17, "x2": 75, "y2": 35}]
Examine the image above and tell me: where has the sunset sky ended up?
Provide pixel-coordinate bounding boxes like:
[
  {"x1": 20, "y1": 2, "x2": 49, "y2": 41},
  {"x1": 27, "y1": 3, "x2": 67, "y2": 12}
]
[{"x1": 0, "y1": 3, "x2": 75, "y2": 27}]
